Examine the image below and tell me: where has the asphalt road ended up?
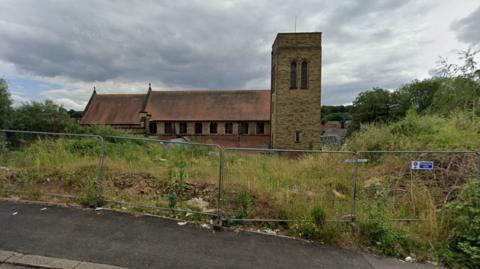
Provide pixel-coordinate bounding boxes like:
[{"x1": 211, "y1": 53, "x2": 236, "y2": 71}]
[{"x1": 0, "y1": 200, "x2": 439, "y2": 269}]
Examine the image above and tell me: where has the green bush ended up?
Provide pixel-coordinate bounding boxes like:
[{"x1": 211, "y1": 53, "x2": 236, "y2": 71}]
[
  {"x1": 293, "y1": 220, "x2": 317, "y2": 240},
  {"x1": 311, "y1": 206, "x2": 326, "y2": 228},
  {"x1": 77, "y1": 177, "x2": 104, "y2": 207},
  {"x1": 234, "y1": 189, "x2": 253, "y2": 220},
  {"x1": 358, "y1": 209, "x2": 411, "y2": 258},
  {"x1": 347, "y1": 111, "x2": 480, "y2": 151},
  {"x1": 439, "y1": 179, "x2": 480, "y2": 269}
]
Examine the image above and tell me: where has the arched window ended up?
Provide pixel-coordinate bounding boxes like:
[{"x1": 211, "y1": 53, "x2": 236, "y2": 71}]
[
  {"x1": 290, "y1": 61, "x2": 297, "y2": 89},
  {"x1": 301, "y1": 61, "x2": 308, "y2": 89}
]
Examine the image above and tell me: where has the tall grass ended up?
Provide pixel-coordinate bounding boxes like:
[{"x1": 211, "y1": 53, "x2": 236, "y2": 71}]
[{"x1": 0, "y1": 114, "x2": 478, "y2": 267}]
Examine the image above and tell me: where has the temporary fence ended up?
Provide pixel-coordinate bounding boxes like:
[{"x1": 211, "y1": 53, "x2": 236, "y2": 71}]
[
  {"x1": 0, "y1": 129, "x2": 105, "y2": 203},
  {"x1": 354, "y1": 151, "x2": 480, "y2": 225},
  {"x1": 0, "y1": 129, "x2": 479, "y2": 230},
  {"x1": 100, "y1": 135, "x2": 222, "y2": 219},
  {"x1": 220, "y1": 148, "x2": 356, "y2": 224}
]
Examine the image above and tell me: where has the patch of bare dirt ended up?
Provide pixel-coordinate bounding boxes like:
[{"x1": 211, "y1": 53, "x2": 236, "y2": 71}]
[{"x1": 105, "y1": 172, "x2": 218, "y2": 204}]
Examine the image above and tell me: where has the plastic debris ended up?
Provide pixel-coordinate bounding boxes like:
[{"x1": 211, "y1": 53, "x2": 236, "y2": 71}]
[
  {"x1": 186, "y1": 198, "x2": 209, "y2": 212},
  {"x1": 405, "y1": 256, "x2": 413, "y2": 262},
  {"x1": 12, "y1": 212, "x2": 18, "y2": 215},
  {"x1": 40, "y1": 207, "x2": 47, "y2": 211},
  {"x1": 0, "y1": 166, "x2": 10, "y2": 171},
  {"x1": 177, "y1": 221, "x2": 188, "y2": 226},
  {"x1": 201, "y1": 224, "x2": 210, "y2": 229},
  {"x1": 262, "y1": 228, "x2": 278, "y2": 235},
  {"x1": 95, "y1": 207, "x2": 104, "y2": 211}
]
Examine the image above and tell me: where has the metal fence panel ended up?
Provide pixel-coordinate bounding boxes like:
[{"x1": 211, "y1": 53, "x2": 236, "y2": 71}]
[
  {"x1": 101, "y1": 136, "x2": 222, "y2": 219},
  {"x1": 221, "y1": 148, "x2": 356, "y2": 224},
  {"x1": 0, "y1": 129, "x2": 104, "y2": 204},
  {"x1": 355, "y1": 151, "x2": 479, "y2": 224}
]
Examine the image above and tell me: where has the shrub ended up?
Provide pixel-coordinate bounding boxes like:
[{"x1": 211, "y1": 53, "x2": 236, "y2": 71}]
[
  {"x1": 311, "y1": 206, "x2": 326, "y2": 228},
  {"x1": 293, "y1": 220, "x2": 317, "y2": 240},
  {"x1": 358, "y1": 209, "x2": 411, "y2": 258},
  {"x1": 347, "y1": 111, "x2": 480, "y2": 151},
  {"x1": 439, "y1": 179, "x2": 480, "y2": 269},
  {"x1": 234, "y1": 189, "x2": 253, "y2": 220},
  {"x1": 77, "y1": 177, "x2": 104, "y2": 207}
]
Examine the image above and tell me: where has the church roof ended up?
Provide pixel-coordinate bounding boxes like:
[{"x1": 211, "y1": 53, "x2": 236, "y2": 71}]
[
  {"x1": 80, "y1": 93, "x2": 147, "y2": 125},
  {"x1": 144, "y1": 90, "x2": 271, "y2": 121},
  {"x1": 80, "y1": 89, "x2": 271, "y2": 125}
]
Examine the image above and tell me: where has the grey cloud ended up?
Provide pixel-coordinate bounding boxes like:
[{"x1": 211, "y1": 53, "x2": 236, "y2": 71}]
[
  {"x1": 0, "y1": 0, "x2": 465, "y2": 106},
  {"x1": 452, "y1": 5, "x2": 480, "y2": 45}
]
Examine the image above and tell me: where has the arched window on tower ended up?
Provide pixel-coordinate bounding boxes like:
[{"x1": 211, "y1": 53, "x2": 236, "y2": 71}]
[
  {"x1": 301, "y1": 60, "x2": 308, "y2": 89},
  {"x1": 290, "y1": 61, "x2": 297, "y2": 89}
]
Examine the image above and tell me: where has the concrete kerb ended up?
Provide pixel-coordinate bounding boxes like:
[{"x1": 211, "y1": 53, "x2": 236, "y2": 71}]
[{"x1": 0, "y1": 250, "x2": 126, "y2": 269}]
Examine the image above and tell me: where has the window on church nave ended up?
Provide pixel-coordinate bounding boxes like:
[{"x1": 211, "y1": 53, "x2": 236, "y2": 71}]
[
  {"x1": 225, "y1": 123, "x2": 233, "y2": 134},
  {"x1": 179, "y1": 122, "x2": 187, "y2": 134},
  {"x1": 164, "y1": 122, "x2": 173, "y2": 134},
  {"x1": 195, "y1": 122, "x2": 202, "y2": 134},
  {"x1": 210, "y1": 122, "x2": 218, "y2": 134},
  {"x1": 256, "y1": 122, "x2": 265, "y2": 134},
  {"x1": 149, "y1": 121, "x2": 157, "y2": 134},
  {"x1": 239, "y1": 122, "x2": 249, "y2": 135}
]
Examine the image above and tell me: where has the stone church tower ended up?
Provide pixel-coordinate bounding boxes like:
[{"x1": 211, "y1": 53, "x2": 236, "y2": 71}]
[{"x1": 270, "y1": 32, "x2": 322, "y2": 149}]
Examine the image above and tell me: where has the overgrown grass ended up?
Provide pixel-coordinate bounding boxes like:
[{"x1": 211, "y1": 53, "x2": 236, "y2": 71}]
[
  {"x1": 347, "y1": 111, "x2": 480, "y2": 151},
  {"x1": 0, "y1": 114, "x2": 478, "y2": 268}
]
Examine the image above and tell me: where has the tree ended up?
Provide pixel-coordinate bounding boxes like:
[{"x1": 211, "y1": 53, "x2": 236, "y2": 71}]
[
  {"x1": 430, "y1": 77, "x2": 480, "y2": 116},
  {"x1": 351, "y1": 88, "x2": 396, "y2": 124},
  {"x1": 10, "y1": 100, "x2": 77, "y2": 133},
  {"x1": 0, "y1": 79, "x2": 13, "y2": 129},
  {"x1": 436, "y1": 48, "x2": 479, "y2": 80},
  {"x1": 434, "y1": 48, "x2": 480, "y2": 116},
  {"x1": 398, "y1": 78, "x2": 444, "y2": 113}
]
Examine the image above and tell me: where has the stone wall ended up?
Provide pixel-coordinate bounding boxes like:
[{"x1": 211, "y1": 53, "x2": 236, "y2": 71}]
[{"x1": 271, "y1": 33, "x2": 322, "y2": 149}]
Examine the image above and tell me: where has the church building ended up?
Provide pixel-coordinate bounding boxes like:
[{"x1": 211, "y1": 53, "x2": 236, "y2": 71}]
[{"x1": 80, "y1": 32, "x2": 323, "y2": 149}]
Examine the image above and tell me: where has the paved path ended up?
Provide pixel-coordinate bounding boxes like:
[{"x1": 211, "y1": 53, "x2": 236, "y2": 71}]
[{"x1": 0, "y1": 200, "x2": 439, "y2": 269}]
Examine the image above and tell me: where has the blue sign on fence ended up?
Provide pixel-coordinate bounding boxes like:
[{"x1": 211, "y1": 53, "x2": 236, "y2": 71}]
[{"x1": 411, "y1": 161, "x2": 433, "y2": 170}]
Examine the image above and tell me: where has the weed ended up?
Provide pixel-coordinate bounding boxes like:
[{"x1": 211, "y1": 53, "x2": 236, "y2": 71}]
[
  {"x1": 439, "y1": 179, "x2": 480, "y2": 269},
  {"x1": 358, "y1": 208, "x2": 411, "y2": 258},
  {"x1": 77, "y1": 177, "x2": 104, "y2": 207},
  {"x1": 311, "y1": 205, "x2": 326, "y2": 229},
  {"x1": 233, "y1": 189, "x2": 253, "y2": 220},
  {"x1": 167, "y1": 169, "x2": 177, "y2": 212},
  {"x1": 293, "y1": 220, "x2": 317, "y2": 240}
]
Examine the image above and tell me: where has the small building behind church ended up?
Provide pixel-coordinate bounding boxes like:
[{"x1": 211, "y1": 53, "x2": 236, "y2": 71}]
[{"x1": 81, "y1": 32, "x2": 323, "y2": 149}]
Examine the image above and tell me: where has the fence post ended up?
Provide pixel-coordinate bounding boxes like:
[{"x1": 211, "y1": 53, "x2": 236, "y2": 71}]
[
  {"x1": 95, "y1": 136, "x2": 105, "y2": 206},
  {"x1": 477, "y1": 152, "x2": 480, "y2": 179},
  {"x1": 215, "y1": 148, "x2": 225, "y2": 228},
  {"x1": 350, "y1": 152, "x2": 360, "y2": 234}
]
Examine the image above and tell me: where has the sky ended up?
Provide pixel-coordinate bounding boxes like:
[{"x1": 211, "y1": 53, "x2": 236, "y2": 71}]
[{"x1": 0, "y1": 0, "x2": 479, "y2": 110}]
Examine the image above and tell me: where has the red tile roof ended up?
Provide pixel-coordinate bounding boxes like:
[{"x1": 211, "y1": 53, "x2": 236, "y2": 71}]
[
  {"x1": 80, "y1": 93, "x2": 146, "y2": 125},
  {"x1": 81, "y1": 89, "x2": 271, "y2": 125},
  {"x1": 144, "y1": 90, "x2": 271, "y2": 121}
]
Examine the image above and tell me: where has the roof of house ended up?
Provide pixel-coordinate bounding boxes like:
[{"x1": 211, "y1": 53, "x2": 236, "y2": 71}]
[
  {"x1": 144, "y1": 89, "x2": 271, "y2": 121},
  {"x1": 80, "y1": 93, "x2": 147, "y2": 125},
  {"x1": 323, "y1": 128, "x2": 347, "y2": 138},
  {"x1": 80, "y1": 89, "x2": 271, "y2": 125}
]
